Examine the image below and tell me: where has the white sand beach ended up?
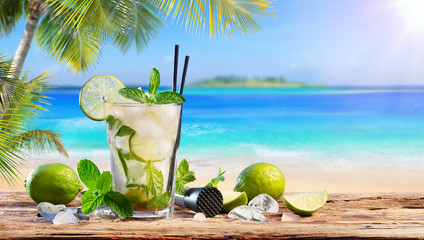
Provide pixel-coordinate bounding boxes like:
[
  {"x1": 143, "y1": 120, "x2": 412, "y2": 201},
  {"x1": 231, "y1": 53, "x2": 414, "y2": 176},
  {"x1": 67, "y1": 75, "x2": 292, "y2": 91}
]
[{"x1": 1, "y1": 152, "x2": 423, "y2": 193}]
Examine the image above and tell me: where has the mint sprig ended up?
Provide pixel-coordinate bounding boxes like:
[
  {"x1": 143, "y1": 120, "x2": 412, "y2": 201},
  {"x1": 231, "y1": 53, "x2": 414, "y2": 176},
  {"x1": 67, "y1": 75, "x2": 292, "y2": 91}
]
[
  {"x1": 205, "y1": 168, "x2": 226, "y2": 188},
  {"x1": 77, "y1": 159, "x2": 134, "y2": 218},
  {"x1": 118, "y1": 68, "x2": 185, "y2": 105},
  {"x1": 175, "y1": 159, "x2": 196, "y2": 194}
]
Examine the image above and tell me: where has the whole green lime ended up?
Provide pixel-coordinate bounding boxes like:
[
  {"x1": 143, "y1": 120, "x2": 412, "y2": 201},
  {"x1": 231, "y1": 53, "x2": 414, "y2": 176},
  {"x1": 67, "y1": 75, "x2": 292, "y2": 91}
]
[
  {"x1": 24, "y1": 163, "x2": 83, "y2": 204},
  {"x1": 234, "y1": 163, "x2": 285, "y2": 201}
]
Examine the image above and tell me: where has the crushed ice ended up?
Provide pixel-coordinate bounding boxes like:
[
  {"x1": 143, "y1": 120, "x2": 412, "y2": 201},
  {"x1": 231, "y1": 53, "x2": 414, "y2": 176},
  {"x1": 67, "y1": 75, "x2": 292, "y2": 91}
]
[
  {"x1": 248, "y1": 194, "x2": 279, "y2": 213},
  {"x1": 281, "y1": 212, "x2": 300, "y2": 222},
  {"x1": 53, "y1": 212, "x2": 79, "y2": 225},
  {"x1": 192, "y1": 212, "x2": 206, "y2": 221},
  {"x1": 228, "y1": 205, "x2": 268, "y2": 223}
]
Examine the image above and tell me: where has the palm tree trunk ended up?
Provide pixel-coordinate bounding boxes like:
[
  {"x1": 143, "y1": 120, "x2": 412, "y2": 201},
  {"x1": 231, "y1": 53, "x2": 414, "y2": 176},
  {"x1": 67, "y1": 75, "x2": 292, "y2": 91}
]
[
  {"x1": 9, "y1": 0, "x2": 45, "y2": 78},
  {"x1": 1, "y1": 0, "x2": 45, "y2": 118}
]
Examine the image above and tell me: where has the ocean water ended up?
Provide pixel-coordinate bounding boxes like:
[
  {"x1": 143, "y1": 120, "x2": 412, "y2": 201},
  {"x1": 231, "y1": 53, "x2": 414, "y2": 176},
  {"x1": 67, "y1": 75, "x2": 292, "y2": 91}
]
[{"x1": 33, "y1": 87, "x2": 424, "y2": 170}]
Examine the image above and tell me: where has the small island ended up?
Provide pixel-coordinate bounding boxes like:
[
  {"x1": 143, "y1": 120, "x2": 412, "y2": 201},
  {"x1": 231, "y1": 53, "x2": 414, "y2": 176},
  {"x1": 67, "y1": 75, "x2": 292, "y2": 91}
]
[{"x1": 191, "y1": 76, "x2": 325, "y2": 88}]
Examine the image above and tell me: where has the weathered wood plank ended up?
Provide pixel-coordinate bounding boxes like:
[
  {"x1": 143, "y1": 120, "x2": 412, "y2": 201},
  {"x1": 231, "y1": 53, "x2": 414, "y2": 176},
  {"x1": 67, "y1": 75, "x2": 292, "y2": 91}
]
[{"x1": 1, "y1": 192, "x2": 424, "y2": 239}]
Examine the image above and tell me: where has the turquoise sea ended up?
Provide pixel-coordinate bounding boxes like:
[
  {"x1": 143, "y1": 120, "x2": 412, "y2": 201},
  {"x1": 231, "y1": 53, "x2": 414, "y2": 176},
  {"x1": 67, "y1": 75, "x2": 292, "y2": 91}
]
[{"x1": 34, "y1": 87, "x2": 424, "y2": 172}]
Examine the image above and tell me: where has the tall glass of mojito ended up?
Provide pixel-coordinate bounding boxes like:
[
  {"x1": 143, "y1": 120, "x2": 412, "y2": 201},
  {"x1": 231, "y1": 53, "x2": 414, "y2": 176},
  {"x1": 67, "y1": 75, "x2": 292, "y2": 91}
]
[{"x1": 106, "y1": 102, "x2": 182, "y2": 219}]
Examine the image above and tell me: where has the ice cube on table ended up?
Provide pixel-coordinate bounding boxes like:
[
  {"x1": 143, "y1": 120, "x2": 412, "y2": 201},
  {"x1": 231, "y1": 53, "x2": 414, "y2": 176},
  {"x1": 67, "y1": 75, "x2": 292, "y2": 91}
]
[
  {"x1": 53, "y1": 212, "x2": 79, "y2": 225},
  {"x1": 228, "y1": 205, "x2": 268, "y2": 223},
  {"x1": 63, "y1": 207, "x2": 90, "y2": 220},
  {"x1": 248, "y1": 194, "x2": 279, "y2": 213},
  {"x1": 55, "y1": 204, "x2": 66, "y2": 211},
  {"x1": 193, "y1": 212, "x2": 206, "y2": 221},
  {"x1": 281, "y1": 212, "x2": 301, "y2": 222},
  {"x1": 89, "y1": 205, "x2": 120, "y2": 222},
  {"x1": 37, "y1": 202, "x2": 60, "y2": 221}
]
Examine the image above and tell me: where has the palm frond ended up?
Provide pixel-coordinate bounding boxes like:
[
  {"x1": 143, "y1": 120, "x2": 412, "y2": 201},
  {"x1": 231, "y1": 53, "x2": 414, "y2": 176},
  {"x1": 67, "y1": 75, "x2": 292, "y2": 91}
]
[
  {"x1": 46, "y1": 0, "x2": 127, "y2": 34},
  {"x1": 0, "y1": 0, "x2": 24, "y2": 36},
  {"x1": 156, "y1": 0, "x2": 275, "y2": 37},
  {"x1": 36, "y1": 2, "x2": 104, "y2": 73},
  {"x1": 113, "y1": 0, "x2": 164, "y2": 53},
  {"x1": 16, "y1": 129, "x2": 69, "y2": 157},
  {"x1": 0, "y1": 53, "x2": 27, "y2": 186},
  {"x1": 0, "y1": 52, "x2": 68, "y2": 186}
]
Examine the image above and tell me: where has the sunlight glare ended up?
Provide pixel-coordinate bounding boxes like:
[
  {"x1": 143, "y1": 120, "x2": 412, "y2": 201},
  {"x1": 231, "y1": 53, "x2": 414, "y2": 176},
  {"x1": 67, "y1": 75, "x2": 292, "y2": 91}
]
[{"x1": 392, "y1": 0, "x2": 424, "y2": 31}]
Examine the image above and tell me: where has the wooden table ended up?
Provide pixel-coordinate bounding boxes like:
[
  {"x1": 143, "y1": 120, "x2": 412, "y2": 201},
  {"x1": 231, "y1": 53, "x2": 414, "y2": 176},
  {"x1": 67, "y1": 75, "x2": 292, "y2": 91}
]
[{"x1": 1, "y1": 192, "x2": 424, "y2": 239}]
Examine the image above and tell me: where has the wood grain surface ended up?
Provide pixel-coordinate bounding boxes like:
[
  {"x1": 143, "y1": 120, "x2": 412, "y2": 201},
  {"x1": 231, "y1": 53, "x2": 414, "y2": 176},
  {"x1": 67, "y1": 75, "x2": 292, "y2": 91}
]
[{"x1": 1, "y1": 192, "x2": 424, "y2": 239}]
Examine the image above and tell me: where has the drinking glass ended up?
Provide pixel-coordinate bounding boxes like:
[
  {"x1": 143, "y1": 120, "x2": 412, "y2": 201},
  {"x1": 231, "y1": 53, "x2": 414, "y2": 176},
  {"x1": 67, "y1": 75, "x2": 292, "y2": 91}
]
[{"x1": 106, "y1": 102, "x2": 182, "y2": 219}]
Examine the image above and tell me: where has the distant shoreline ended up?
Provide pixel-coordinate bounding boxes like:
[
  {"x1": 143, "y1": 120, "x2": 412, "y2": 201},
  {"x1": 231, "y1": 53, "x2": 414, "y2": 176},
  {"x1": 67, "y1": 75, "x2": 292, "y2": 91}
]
[{"x1": 190, "y1": 76, "x2": 325, "y2": 88}]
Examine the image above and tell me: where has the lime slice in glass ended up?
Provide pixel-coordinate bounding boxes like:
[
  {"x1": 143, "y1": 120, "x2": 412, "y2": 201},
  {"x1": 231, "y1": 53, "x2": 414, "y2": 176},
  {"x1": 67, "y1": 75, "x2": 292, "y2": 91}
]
[
  {"x1": 283, "y1": 190, "x2": 327, "y2": 216},
  {"x1": 79, "y1": 75, "x2": 125, "y2": 121},
  {"x1": 129, "y1": 134, "x2": 166, "y2": 162},
  {"x1": 221, "y1": 191, "x2": 248, "y2": 213}
]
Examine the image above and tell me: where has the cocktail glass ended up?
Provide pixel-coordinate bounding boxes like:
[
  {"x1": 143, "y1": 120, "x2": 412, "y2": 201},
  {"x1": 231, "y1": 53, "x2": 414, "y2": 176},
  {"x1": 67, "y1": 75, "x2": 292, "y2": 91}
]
[{"x1": 105, "y1": 102, "x2": 182, "y2": 219}]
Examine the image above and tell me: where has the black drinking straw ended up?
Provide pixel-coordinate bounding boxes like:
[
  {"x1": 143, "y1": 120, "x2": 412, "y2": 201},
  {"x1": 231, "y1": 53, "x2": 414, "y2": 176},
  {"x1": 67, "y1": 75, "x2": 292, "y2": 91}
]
[
  {"x1": 179, "y1": 56, "x2": 190, "y2": 95},
  {"x1": 173, "y1": 45, "x2": 179, "y2": 92}
]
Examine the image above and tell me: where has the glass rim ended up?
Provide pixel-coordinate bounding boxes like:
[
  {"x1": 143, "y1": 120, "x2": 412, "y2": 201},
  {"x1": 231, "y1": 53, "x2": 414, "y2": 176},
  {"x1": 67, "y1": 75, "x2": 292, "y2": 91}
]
[{"x1": 105, "y1": 101, "x2": 183, "y2": 107}]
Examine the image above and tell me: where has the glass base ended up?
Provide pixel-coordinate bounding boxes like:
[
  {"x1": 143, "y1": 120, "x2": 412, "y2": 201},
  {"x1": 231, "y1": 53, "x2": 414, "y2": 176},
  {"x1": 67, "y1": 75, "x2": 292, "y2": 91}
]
[{"x1": 127, "y1": 206, "x2": 173, "y2": 220}]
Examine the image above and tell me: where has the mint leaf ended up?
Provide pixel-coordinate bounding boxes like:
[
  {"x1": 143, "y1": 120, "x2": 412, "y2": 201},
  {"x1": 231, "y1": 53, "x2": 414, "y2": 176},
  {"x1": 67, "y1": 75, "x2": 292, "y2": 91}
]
[
  {"x1": 178, "y1": 159, "x2": 189, "y2": 176},
  {"x1": 81, "y1": 190, "x2": 104, "y2": 214},
  {"x1": 106, "y1": 115, "x2": 122, "y2": 130},
  {"x1": 96, "y1": 171, "x2": 113, "y2": 195},
  {"x1": 118, "y1": 88, "x2": 147, "y2": 103},
  {"x1": 104, "y1": 191, "x2": 134, "y2": 218},
  {"x1": 149, "y1": 68, "x2": 160, "y2": 95},
  {"x1": 117, "y1": 149, "x2": 129, "y2": 179},
  {"x1": 175, "y1": 159, "x2": 196, "y2": 195},
  {"x1": 142, "y1": 184, "x2": 150, "y2": 198},
  {"x1": 147, "y1": 192, "x2": 170, "y2": 209},
  {"x1": 116, "y1": 125, "x2": 135, "y2": 137},
  {"x1": 205, "y1": 168, "x2": 226, "y2": 188},
  {"x1": 145, "y1": 161, "x2": 163, "y2": 196},
  {"x1": 155, "y1": 92, "x2": 185, "y2": 105},
  {"x1": 78, "y1": 159, "x2": 101, "y2": 190}
]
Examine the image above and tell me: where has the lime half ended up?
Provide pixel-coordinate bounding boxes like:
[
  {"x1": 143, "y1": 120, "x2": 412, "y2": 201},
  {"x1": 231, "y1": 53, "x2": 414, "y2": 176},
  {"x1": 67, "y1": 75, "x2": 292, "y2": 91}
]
[
  {"x1": 79, "y1": 75, "x2": 125, "y2": 121},
  {"x1": 221, "y1": 191, "x2": 248, "y2": 213},
  {"x1": 283, "y1": 190, "x2": 327, "y2": 216}
]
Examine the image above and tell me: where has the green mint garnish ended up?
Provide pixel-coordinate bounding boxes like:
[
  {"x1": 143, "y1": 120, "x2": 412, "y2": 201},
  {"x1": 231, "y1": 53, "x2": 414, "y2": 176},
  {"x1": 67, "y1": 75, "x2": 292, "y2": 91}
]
[
  {"x1": 77, "y1": 159, "x2": 101, "y2": 190},
  {"x1": 96, "y1": 171, "x2": 113, "y2": 195},
  {"x1": 145, "y1": 161, "x2": 164, "y2": 197},
  {"x1": 175, "y1": 159, "x2": 196, "y2": 194},
  {"x1": 77, "y1": 159, "x2": 134, "y2": 218},
  {"x1": 147, "y1": 192, "x2": 171, "y2": 209},
  {"x1": 118, "y1": 68, "x2": 186, "y2": 105},
  {"x1": 115, "y1": 125, "x2": 135, "y2": 137},
  {"x1": 106, "y1": 115, "x2": 122, "y2": 130},
  {"x1": 118, "y1": 88, "x2": 149, "y2": 103},
  {"x1": 81, "y1": 190, "x2": 104, "y2": 214},
  {"x1": 205, "y1": 168, "x2": 226, "y2": 188},
  {"x1": 155, "y1": 92, "x2": 186, "y2": 105},
  {"x1": 149, "y1": 68, "x2": 160, "y2": 95},
  {"x1": 104, "y1": 191, "x2": 134, "y2": 218}
]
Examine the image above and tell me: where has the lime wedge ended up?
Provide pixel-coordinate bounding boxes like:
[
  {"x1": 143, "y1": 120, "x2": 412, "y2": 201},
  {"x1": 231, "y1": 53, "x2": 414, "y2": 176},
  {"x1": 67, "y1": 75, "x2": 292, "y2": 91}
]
[
  {"x1": 221, "y1": 191, "x2": 248, "y2": 213},
  {"x1": 283, "y1": 190, "x2": 327, "y2": 216},
  {"x1": 79, "y1": 75, "x2": 125, "y2": 121}
]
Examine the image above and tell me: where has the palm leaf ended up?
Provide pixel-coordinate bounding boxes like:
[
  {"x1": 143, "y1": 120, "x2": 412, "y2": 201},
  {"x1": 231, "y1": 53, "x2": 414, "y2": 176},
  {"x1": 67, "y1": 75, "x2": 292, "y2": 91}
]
[
  {"x1": 113, "y1": 0, "x2": 164, "y2": 53},
  {"x1": 0, "y1": 52, "x2": 68, "y2": 186},
  {"x1": 16, "y1": 129, "x2": 69, "y2": 157},
  {"x1": 36, "y1": 2, "x2": 104, "y2": 73},
  {"x1": 155, "y1": 0, "x2": 275, "y2": 37},
  {"x1": 0, "y1": 0, "x2": 24, "y2": 36}
]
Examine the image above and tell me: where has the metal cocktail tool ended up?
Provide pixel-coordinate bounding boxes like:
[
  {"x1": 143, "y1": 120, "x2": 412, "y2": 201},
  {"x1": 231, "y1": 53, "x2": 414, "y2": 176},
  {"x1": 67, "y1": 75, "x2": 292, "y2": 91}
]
[{"x1": 174, "y1": 187, "x2": 223, "y2": 218}]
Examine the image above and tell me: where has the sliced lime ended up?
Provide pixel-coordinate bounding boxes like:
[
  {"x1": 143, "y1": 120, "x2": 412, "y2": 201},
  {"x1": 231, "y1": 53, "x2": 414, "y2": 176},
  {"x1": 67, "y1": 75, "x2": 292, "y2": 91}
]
[
  {"x1": 283, "y1": 190, "x2": 327, "y2": 216},
  {"x1": 221, "y1": 191, "x2": 248, "y2": 213},
  {"x1": 129, "y1": 134, "x2": 166, "y2": 162},
  {"x1": 79, "y1": 75, "x2": 125, "y2": 121}
]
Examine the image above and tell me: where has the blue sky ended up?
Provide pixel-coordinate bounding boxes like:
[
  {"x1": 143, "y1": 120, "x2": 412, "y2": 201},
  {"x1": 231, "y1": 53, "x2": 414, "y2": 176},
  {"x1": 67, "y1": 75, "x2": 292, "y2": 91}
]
[{"x1": 1, "y1": 0, "x2": 424, "y2": 86}]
